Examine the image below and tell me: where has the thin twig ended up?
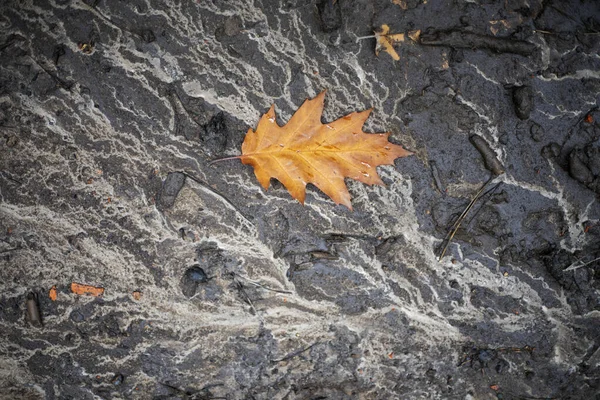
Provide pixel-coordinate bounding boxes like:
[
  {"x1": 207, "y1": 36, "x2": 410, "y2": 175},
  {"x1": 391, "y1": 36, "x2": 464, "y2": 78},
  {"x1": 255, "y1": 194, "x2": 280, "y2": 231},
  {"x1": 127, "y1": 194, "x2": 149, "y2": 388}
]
[
  {"x1": 0, "y1": 171, "x2": 23, "y2": 185},
  {"x1": 234, "y1": 273, "x2": 292, "y2": 294},
  {"x1": 533, "y1": 29, "x2": 554, "y2": 34},
  {"x1": 235, "y1": 280, "x2": 263, "y2": 322},
  {"x1": 271, "y1": 342, "x2": 320, "y2": 363},
  {"x1": 0, "y1": 247, "x2": 20, "y2": 255},
  {"x1": 181, "y1": 171, "x2": 254, "y2": 228},
  {"x1": 464, "y1": 182, "x2": 503, "y2": 228},
  {"x1": 437, "y1": 177, "x2": 493, "y2": 261},
  {"x1": 565, "y1": 256, "x2": 600, "y2": 272}
]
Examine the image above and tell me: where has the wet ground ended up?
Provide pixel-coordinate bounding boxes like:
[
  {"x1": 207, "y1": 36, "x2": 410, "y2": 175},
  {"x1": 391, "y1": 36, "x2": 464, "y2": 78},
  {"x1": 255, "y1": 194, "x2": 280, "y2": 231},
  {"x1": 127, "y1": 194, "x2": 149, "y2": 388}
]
[{"x1": 1, "y1": 0, "x2": 599, "y2": 399}]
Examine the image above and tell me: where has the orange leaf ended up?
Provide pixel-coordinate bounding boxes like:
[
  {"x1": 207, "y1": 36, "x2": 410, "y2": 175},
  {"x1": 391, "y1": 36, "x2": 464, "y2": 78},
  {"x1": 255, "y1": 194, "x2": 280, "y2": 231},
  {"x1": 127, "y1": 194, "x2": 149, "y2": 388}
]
[
  {"x1": 374, "y1": 24, "x2": 420, "y2": 61},
  {"x1": 375, "y1": 24, "x2": 404, "y2": 60},
  {"x1": 49, "y1": 285, "x2": 58, "y2": 301},
  {"x1": 70, "y1": 282, "x2": 104, "y2": 297},
  {"x1": 241, "y1": 91, "x2": 412, "y2": 209}
]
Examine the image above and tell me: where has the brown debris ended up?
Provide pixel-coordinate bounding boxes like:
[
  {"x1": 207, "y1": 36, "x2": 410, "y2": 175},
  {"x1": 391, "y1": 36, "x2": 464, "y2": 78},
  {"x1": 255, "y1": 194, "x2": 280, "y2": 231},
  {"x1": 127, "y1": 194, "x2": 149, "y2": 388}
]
[{"x1": 71, "y1": 282, "x2": 105, "y2": 297}]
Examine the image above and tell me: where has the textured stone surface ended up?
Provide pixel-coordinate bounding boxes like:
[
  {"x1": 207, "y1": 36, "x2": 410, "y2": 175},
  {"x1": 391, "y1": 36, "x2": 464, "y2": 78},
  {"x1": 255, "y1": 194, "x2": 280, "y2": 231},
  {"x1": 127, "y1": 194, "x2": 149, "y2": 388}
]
[{"x1": 0, "y1": 0, "x2": 599, "y2": 399}]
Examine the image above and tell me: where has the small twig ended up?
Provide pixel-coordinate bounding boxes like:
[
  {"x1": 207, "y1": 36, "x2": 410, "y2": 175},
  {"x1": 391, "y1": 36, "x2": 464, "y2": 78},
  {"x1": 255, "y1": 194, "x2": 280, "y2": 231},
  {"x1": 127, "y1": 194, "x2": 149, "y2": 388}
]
[
  {"x1": 0, "y1": 247, "x2": 21, "y2": 255},
  {"x1": 235, "y1": 280, "x2": 262, "y2": 321},
  {"x1": 430, "y1": 160, "x2": 445, "y2": 195},
  {"x1": 437, "y1": 177, "x2": 494, "y2": 261},
  {"x1": 564, "y1": 256, "x2": 600, "y2": 272},
  {"x1": 533, "y1": 29, "x2": 555, "y2": 35},
  {"x1": 496, "y1": 345, "x2": 534, "y2": 353},
  {"x1": 464, "y1": 182, "x2": 503, "y2": 228},
  {"x1": 233, "y1": 273, "x2": 292, "y2": 294},
  {"x1": 271, "y1": 342, "x2": 320, "y2": 363},
  {"x1": 501, "y1": 391, "x2": 556, "y2": 400},
  {"x1": 181, "y1": 171, "x2": 254, "y2": 228},
  {"x1": 4, "y1": 175, "x2": 23, "y2": 185}
]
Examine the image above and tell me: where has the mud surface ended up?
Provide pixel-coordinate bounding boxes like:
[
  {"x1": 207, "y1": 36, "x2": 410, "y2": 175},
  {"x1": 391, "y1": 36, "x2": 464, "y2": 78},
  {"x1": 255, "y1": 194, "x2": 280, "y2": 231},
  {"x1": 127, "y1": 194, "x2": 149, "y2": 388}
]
[{"x1": 1, "y1": 0, "x2": 599, "y2": 399}]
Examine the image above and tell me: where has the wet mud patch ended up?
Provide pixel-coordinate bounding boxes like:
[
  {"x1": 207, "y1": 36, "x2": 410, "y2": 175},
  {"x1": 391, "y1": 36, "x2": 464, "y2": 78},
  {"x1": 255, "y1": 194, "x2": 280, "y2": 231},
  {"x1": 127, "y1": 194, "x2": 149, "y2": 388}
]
[{"x1": 1, "y1": 0, "x2": 599, "y2": 398}]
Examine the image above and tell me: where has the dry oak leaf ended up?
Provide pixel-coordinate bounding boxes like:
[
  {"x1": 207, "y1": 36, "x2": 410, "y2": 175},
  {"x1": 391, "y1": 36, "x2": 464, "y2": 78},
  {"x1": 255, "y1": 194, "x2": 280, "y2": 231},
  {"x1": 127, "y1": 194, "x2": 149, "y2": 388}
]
[
  {"x1": 240, "y1": 91, "x2": 412, "y2": 210},
  {"x1": 375, "y1": 24, "x2": 420, "y2": 60}
]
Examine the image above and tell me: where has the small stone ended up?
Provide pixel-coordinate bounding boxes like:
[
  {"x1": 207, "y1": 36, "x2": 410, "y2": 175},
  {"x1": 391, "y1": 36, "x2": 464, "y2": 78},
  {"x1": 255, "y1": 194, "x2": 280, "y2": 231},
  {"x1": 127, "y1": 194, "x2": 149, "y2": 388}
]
[
  {"x1": 541, "y1": 142, "x2": 561, "y2": 159},
  {"x1": 585, "y1": 145, "x2": 600, "y2": 175},
  {"x1": 180, "y1": 266, "x2": 208, "y2": 298},
  {"x1": 186, "y1": 266, "x2": 208, "y2": 283},
  {"x1": 252, "y1": 21, "x2": 269, "y2": 38},
  {"x1": 499, "y1": 133, "x2": 509, "y2": 145},
  {"x1": 490, "y1": 190, "x2": 509, "y2": 204},
  {"x1": 495, "y1": 359, "x2": 509, "y2": 374},
  {"x1": 223, "y1": 16, "x2": 243, "y2": 37},
  {"x1": 478, "y1": 350, "x2": 494, "y2": 364},
  {"x1": 513, "y1": 86, "x2": 533, "y2": 120},
  {"x1": 69, "y1": 310, "x2": 85, "y2": 322},
  {"x1": 158, "y1": 172, "x2": 186, "y2": 210},
  {"x1": 569, "y1": 149, "x2": 593, "y2": 185},
  {"x1": 200, "y1": 112, "x2": 227, "y2": 156},
  {"x1": 111, "y1": 373, "x2": 124, "y2": 385},
  {"x1": 316, "y1": 0, "x2": 342, "y2": 32},
  {"x1": 140, "y1": 29, "x2": 156, "y2": 43},
  {"x1": 450, "y1": 48, "x2": 464, "y2": 63},
  {"x1": 6, "y1": 135, "x2": 18, "y2": 147},
  {"x1": 529, "y1": 123, "x2": 544, "y2": 142}
]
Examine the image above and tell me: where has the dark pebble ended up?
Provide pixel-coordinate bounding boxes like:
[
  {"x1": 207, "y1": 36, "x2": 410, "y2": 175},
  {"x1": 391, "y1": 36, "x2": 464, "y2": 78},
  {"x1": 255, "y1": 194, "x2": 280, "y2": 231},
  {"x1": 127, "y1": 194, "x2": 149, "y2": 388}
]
[
  {"x1": 524, "y1": 370, "x2": 535, "y2": 380},
  {"x1": 201, "y1": 112, "x2": 228, "y2": 155},
  {"x1": 530, "y1": 122, "x2": 544, "y2": 142},
  {"x1": 252, "y1": 21, "x2": 269, "y2": 38},
  {"x1": 52, "y1": 45, "x2": 66, "y2": 64},
  {"x1": 111, "y1": 373, "x2": 124, "y2": 385},
  {"x1": 316, "y1": 0, "x2": 342, "y2": 32},
  {"x1": 224, "y1": 16, "x2": 243, "y2": 36},
  {"x1": 490, "y1": 190, "x2": 509, "y2": 204},
  {"x1": 6, "y1": 136, "x2": 18, "y2": 147},
  {"x1": 186, "y1": 266, "x2": 208, "y2": 283},
  {"x1": 69, "y1": 310, "x2": 85, "y2": 322},
  {"x1": 140, "y1": 29, "x2": 156, "y2": 43},
  {"x1": 569, "y1": 149, "x2": 593, "y2": 184},
  {"x1": 425, "y1": 368, "x2": 436, "y2": 382},
  {"x1": 585, "y1": 145, "x2": 600, "y2": 175},
  {"x1": 513, "y1": 86, "x2": 533, "y2": 120},
  {"x1": 541, "y1": 142, "x2": 561, "y2": 159},
  {"x1": 180, "y1": 266, "x2": 208, "y2": 297},
  {"x1": 158, "y1": 172, "x2": 186, "y2": 210},
  {"x1": 450, "y1": 48, "x2": 464, "y2": 63},
  {"x1": 495, "y1": 359, "x2": 509, "y2": 374},
  {"x1": 478, "y1": 349, "x2": 494, "y2": 364},
  {"x1": 499, "y1": 133, "x2": 509, "y2": 145}
]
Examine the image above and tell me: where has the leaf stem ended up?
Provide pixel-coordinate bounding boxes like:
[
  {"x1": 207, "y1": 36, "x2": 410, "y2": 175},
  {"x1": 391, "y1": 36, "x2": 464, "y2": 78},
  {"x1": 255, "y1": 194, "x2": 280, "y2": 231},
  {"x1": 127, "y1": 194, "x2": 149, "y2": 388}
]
[
  {"x1": 208, "y1": 155, "x2": 243, "y2": 166},
  {"x1": 356, "y1": 34, "x2": 377, "y2": 41}
]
